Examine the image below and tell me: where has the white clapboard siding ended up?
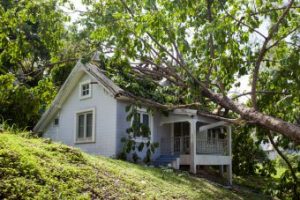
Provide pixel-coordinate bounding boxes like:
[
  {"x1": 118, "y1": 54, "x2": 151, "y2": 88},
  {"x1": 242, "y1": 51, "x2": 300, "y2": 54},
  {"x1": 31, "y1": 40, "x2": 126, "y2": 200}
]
[{"x1": 43, "y1": 73, "x2": 117, "y2": 157}]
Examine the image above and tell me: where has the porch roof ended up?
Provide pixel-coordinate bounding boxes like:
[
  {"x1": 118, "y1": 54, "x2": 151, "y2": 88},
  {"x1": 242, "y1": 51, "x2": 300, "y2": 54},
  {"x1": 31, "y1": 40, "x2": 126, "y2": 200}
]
[{"x1": 160, "y1": 109, "x2": 229, "y2": 130}]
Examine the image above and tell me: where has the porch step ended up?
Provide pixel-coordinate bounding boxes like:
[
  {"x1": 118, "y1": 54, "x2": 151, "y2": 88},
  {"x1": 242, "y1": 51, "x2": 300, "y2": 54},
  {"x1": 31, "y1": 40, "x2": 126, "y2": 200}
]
[{"x1": 153, "y1": 155, "x2": 179, "y2": 167}]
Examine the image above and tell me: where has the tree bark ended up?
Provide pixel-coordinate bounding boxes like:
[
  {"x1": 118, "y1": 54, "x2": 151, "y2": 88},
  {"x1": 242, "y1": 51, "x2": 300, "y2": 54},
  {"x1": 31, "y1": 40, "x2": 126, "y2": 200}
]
[{"x1": 201, "y1": 88, "x2": 300, "y2": 144}]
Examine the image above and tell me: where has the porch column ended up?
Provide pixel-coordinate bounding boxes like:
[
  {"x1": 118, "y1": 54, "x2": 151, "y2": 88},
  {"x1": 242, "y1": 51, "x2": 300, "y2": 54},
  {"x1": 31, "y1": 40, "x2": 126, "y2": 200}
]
[
  {"x1": 189, "y1": 119, "x2": 197, "y2": 174},
  {"x1": 227, "y1": 126, "x2": 232, "y2": 156},
  {"x1": 227, "y1": 126, "x2": 232, "y2": 185},
  {"x1": 219, "y1": 165, "x2": 224, "y2": 177},
  {"x1": 227, "y1": 164, "x2": 232, "y2": 185}
]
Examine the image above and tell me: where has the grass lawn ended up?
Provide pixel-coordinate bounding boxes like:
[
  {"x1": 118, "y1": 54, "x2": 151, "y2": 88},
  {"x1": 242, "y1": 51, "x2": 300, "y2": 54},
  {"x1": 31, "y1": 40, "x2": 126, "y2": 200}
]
[
  {"x1": 233, "y1": 175, "x2": 272, "y2": 193},
  {"x1": 0, "y1": 132, "x2": 268, "y2": 199}
]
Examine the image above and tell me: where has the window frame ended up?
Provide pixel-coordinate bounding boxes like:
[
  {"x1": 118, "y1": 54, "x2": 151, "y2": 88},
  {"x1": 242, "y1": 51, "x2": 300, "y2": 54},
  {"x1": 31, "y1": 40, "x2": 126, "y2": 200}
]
[
  {"x1": 79, "y1": 80, "x2": 92, "y2": 100},
  {"x1": 53, "y1": 117, "x2": 59, "y2": 127},
  {"x1": 132, "y1": 109, "x2": 153, "y2": 143},
  {"x1": 75, "y1": 108, "x2": 96, "y2": 144}
]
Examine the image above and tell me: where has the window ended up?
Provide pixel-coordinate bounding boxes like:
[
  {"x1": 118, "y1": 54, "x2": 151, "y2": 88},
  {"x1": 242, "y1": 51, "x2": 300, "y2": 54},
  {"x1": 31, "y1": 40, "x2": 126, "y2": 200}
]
[
  {"x1": 76, "y1": 110, "x2": 95, "y2": 143},
  {"x1": 53, "y1": 117, "x2": 59, "y2": 126},
  {"x1": 82, "y1": 83, "x2": 90, "y2": 96},
  {"x1": 132, "y1": 110, "x2": 152, "y2": 142},
  {"x1": 79, "y1": 80, "x2": 92, "y2": 99},
  {"x1": 142, "y1": 113, "x2": 149, "y2": 127}
]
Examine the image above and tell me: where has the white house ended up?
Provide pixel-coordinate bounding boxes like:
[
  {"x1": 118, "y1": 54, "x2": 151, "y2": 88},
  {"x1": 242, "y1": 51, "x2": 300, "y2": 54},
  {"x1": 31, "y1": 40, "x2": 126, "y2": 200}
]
[{"x1": 34, "y1": 61, "x2": 233, "y2": 184}]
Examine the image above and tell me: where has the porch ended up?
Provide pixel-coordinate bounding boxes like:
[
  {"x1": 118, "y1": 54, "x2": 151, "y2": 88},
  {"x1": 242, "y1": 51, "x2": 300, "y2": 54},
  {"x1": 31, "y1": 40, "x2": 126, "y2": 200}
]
[{"x1": 159, "y1": 109, "x2": 232, "y2": 185}]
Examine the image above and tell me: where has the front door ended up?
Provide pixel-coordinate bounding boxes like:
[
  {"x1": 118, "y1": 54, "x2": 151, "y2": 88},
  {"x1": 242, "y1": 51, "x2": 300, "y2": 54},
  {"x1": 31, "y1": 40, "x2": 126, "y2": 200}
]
[{"x1": 173, "y1": 122, "x2": 190, "y2": 154}]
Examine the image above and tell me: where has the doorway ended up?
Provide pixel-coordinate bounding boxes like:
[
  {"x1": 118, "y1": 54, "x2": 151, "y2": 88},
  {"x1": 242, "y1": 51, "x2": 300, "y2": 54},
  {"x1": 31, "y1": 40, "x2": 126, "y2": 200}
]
[{"x1": 173, "y1": 122, "x2": 190, "y2": 154}]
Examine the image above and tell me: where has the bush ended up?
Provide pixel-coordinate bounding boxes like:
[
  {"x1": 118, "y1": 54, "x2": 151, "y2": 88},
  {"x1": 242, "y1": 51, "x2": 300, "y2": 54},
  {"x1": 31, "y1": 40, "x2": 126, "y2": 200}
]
[
  {"x1": 0, "y1": 74, "x2": 57, "y2": 129},
  {"x1": 232, "y1": 126, "x2": 270, "y2": 176}
]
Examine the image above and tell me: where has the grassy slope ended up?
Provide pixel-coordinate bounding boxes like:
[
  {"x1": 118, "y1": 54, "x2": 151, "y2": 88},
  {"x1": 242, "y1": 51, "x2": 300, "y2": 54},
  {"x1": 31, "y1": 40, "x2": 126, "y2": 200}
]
[{"x1": 0, "y1": 133, "x2": 265, "y2": 200}]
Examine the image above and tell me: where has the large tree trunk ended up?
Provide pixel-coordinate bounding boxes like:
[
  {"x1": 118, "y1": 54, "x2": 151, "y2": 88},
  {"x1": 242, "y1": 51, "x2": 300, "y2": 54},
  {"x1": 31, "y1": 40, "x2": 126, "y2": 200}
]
[{"x1": 202, "y1": 88, "x2": 300, "y2": 143}]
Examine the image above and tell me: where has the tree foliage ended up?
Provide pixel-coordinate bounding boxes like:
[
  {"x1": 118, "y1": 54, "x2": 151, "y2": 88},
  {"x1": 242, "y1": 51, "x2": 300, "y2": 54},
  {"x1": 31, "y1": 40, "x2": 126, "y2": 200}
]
[
  {"x1": 0, "y1": 0, "x2": 70, "y2": 128},
  {"x1": 0, "y1": 73, "x2": 56, "y2": 128},
  {"x1": 81, "y1": 0, "x2": 300, "y2": 142},
  {"x1": 232, "y1": 126, "x2": 273, "y2": 176},
  {"x1": 0, "y1": 0, "x2": 68, "y2": 84}
]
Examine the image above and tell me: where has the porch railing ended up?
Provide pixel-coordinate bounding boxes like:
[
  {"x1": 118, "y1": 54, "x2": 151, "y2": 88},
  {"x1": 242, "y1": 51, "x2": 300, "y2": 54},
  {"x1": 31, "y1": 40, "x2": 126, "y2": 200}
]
[
  {"x1": 172, "y1": 137, "x2": 228, "y2": 155},
  {"x1": 196, "y1": 139, "x2": 228, "y2": 155}
]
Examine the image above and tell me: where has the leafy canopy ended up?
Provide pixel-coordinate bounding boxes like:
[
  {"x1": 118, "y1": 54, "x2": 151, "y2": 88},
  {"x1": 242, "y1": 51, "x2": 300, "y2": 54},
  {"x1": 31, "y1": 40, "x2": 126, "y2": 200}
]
[{"x1": 0, "y1": 0, "x2": 68, "y2": 84}]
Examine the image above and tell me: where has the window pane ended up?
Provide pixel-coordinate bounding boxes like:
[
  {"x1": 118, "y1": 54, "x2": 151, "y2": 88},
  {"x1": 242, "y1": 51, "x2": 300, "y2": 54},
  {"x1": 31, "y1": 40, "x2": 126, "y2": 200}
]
[
  {"x1": 86, "y1": 113, "x2": 93, "y2": 138},
  {"x1": 142, "y1": 114, "x2": 149, "y2": 126},
  {"x1": 54, "y1": 118, "x2": 59, "y2": 125},
  {"x1": 78, "y1": 115, "x2": 84, "y2": 139},
  {"x1": 81, "y1": 84, "x2": 90, "y2": 96},
  {"x1": 174, "y1": 123, "x2": 181, "y2": 137},
  {"x1": 182, "y1": 122, "x2": 189, "y2": 136}
]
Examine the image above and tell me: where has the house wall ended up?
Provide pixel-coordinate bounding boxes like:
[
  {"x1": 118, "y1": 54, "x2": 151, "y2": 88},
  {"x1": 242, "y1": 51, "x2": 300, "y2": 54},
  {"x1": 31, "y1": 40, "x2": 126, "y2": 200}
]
[
  {"x1": 116, "y1": 101, "x2": 170, "y2": 161},
  {"x1": 115, "y1": 101, "x2": 129, "y2": 156},
  {"x1": 152, "y1": 113, "x2": 171, "y2": 158},
  {"x1": 43, "y1": 73, "x2": 117, "y2": 157},
  {"x1": 158, "y1": 123, "x2": 171, "y2": 156},
  {"x1": 43, "y1": 118, "x2": 59, "y2": 140}
]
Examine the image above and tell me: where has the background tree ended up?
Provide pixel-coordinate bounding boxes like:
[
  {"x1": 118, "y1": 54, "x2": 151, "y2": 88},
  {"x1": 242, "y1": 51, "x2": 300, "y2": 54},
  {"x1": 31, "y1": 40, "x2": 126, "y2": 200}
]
[
  {"x1": 0, "y1": 0, "x2": 69, "y2": 84},
  {"x1": 232, "y1": 125, "x2": 273, "y2": 176},
  {"x1": 0, "y1": 0, "x2": 75, "y2": 128}
]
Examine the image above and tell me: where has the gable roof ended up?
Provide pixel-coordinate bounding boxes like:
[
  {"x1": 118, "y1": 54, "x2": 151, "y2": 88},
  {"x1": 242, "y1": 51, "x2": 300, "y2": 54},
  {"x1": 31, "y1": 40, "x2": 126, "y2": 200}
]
[{"x1": 33, "y1": 60, "x2": 167, "y2": 132}]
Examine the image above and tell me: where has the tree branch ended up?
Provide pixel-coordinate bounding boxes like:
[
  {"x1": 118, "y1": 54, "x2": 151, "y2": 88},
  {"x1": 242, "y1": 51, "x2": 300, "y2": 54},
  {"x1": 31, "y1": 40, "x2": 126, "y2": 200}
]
[
  {"x1": 196, "y1": 111, "x2": 246, "y2": 125},
  {"x1": 266, "y1": 26, "x2": 299, "y2": 50},
  {"x1": 250, "y1": 6, "x2": 300, "y2": 16},
  {"x1": 221, "y1": 5, "x2": 267, "y2": 39},
  {"x1": 251, "y1": 0, "x2": 294, "y2": 110},
  {"x1": 205, "y1": 0, "x2": 216, "y2": 87},
  {"x1": 232, "y1": 90, "x2": 289, "y2": 100}
]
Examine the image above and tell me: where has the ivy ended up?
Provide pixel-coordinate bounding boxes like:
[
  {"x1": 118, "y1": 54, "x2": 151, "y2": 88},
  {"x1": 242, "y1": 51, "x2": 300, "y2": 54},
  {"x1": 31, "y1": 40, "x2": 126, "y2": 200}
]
[{"x1": 119, "y1": 105, "x2": 159, "y2": 164}]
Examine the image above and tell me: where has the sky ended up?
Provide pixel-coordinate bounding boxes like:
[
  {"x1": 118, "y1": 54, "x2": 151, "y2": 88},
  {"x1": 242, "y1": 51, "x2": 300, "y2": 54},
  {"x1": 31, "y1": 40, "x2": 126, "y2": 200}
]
[
  {"x1": 61, "y1": 1, "x2": 87, "y2": 24},
  {"x1": 64, "y1": 0, "x2": 260, "y2": 103}
]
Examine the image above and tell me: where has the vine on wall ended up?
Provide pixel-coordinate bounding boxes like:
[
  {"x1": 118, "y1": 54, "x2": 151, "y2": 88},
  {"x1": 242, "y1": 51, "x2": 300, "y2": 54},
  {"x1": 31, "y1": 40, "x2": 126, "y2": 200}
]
[{"x1": 119, "y1": 105, "x2": 159, "y2": 164}]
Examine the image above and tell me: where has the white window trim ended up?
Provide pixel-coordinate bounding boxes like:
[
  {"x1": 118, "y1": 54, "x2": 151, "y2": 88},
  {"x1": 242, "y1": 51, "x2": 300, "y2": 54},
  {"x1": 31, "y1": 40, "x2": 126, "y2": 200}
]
[
  {"x1": 74, "y1": 108, "x2": 96, "y2": 144},
  {"x1": 79, "y1": 80, "x2": 92, "y2": 100},
  {"x1": 132, "y1": 108, "x2": 153, "y2": 143}
]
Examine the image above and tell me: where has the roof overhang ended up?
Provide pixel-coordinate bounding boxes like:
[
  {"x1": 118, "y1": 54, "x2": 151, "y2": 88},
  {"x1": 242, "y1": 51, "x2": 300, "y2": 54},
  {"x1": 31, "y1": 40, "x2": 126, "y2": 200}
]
[
  {"x1": 160, "y1": 109, "x2": 227, "y2": 126},
  {"x1": 33, "y1": 61, "x2": 125, "y2": 132}
]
